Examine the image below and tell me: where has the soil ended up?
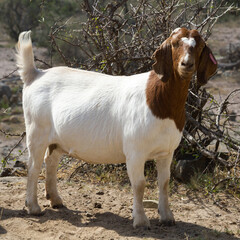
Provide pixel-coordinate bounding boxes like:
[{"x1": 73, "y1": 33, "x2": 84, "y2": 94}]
[
  {"x1": 0, "y1": 177, "x2": 240, "y2": 240},
  {"x1": 0, "y1": 22, "x2": 240, "y2": 240}
]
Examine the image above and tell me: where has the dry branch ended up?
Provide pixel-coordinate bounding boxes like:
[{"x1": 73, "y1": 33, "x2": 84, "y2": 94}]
[
  {"x1": 0, "y1": 1, "x2": 239, "y2": 187},
  {"x1": 0, "y1": 131, "x2": 26, "y2": 169}
]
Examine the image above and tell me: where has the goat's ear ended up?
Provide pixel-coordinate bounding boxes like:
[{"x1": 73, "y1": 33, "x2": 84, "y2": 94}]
[
  {"x1": 197, "y1": 45, "x2": 218, "y2": 86},
  {"x1": 152, "y1": 38, "x2": 173, "y2": 83}
]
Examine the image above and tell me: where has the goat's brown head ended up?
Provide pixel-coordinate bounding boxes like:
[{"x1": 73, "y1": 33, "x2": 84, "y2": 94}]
[{"x1": 152, "y1": 27, "x2": 217, "y2": 85}]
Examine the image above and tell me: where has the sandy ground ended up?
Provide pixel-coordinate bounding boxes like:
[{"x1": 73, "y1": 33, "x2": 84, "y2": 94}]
[
  {"x1": 0, "y1": 176, "x2": 240, "y2": 240},
  {"x1": 0, "y1": 22, "x2": 240, "y2": 240}
]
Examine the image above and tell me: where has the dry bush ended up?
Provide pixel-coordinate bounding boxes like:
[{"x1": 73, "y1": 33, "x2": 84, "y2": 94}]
[
  {"x1": 1, "y1": 0, "x2": 239, "y2": 191},
  {"x1": 50, "y1": 0, "x2": 232, "y2": 73}
]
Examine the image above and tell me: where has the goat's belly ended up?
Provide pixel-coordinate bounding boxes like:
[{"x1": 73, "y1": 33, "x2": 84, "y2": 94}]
[
  {"x1": 74, "y1": 147, "x2": 125, "y2": 164},
  {"x1": 56, "y1": 133, "x2": 126, "y2": 164},
  {"x1": 65, "y1": 146, "x2": 126, "y2": 164}
]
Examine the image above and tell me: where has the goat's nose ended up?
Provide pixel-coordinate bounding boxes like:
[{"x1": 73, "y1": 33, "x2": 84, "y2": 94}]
[{"x1": 181, "y1": 61, "x2": 194, "y2": 69}]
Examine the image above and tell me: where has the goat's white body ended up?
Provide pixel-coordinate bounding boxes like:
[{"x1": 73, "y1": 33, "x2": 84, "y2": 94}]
[
  {"x1": 17, "y1": 30, "x2": 197, "y2": 228},
  {"x1": 23, "y1": 67, "x2": 182, "y2": 164}
]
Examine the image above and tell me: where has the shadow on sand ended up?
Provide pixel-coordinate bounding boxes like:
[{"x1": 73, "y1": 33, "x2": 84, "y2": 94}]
[{"x1": 1, "y1": 206, "x2": 239, "y2": 240}]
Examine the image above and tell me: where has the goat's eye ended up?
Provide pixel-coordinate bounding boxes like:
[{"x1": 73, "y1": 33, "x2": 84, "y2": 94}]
[{"x1": 172, "y1": 40, "x2": 179, "y2": 48}]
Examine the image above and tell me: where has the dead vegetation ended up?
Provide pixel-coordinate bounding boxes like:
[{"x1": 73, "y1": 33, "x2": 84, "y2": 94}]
[{"x1": 1, "y1": 0, "x2": 239, "y2": 193}]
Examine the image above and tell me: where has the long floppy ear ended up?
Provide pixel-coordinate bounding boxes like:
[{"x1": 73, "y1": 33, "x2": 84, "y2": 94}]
[
  {"x1": 152, "y1": 38, "x2": 173, "y2": 83},
  {"x1": 197, "y1": 45, "x2": 218, "y2": 86}
]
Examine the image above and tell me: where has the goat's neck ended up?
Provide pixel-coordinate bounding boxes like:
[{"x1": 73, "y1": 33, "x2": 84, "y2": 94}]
[{"x1": 146, "y1": 70, "x2": 191, "y2": 132}]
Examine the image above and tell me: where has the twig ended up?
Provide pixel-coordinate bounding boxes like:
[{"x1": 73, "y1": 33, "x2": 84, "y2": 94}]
[
  {"x1": 0, "y1": 129, "x2": 26, "y2": 137},
  {"x1": 34, "y1": 57, "x2": 51, "y2": 68},
  {"x1": 184, "y1": 130, "x2": 230, "y2": 167},
  {"x1": 211, "y1": 177, "x2": 240, "y2": 191},
  {"x1": 0, "y1": 68, "x2": 18, "y2": 81},
  {"x1": 1, "y1": 132, "x2": 26, "y2": 168}
]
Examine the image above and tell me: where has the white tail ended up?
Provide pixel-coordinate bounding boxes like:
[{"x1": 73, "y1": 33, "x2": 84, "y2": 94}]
[{"x1": 16, "y1": 31, "x2": 38, "y2": 84}]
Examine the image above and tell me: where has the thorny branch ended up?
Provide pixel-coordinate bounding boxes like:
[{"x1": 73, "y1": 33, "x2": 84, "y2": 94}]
[
  {"x1": 0, "y1": 131, "x2": 26, "y2": 169},
  {"x1": 0, "y1": 68, "x2": 18, "y2": 82},
  {"x1": 49, "y1": 0, "x2": 233, "y2": 74}
]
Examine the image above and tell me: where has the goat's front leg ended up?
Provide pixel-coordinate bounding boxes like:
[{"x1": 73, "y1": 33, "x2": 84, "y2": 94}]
[
  {"x1": 156, "y1": 154, "x2": 175, "y2": 226},
  {"x1": 126, "y1": 156, "x2": 150, "y2": 229},
  {"x1": 45, "y1": 146, "x2": 63, "y2": 208}
]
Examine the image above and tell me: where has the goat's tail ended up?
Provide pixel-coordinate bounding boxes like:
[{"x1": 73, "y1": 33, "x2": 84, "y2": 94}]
[{"x1": 16, "y1": 31, "x2": 38, "y2": 84}]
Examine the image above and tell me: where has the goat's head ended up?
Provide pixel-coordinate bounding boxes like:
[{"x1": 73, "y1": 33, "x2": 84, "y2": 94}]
[{"x1": 152, "y1": 27, "x2": 217, "y2": 85}]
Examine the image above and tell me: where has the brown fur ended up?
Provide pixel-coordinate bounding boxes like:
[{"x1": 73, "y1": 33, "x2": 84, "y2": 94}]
[
  {"x1": 146, "y1": 71, "x2": 190, "y2": 131},
  {"x1": 49, "y1": 144, "x2": 57, "y2": 155},
  {"x1": 146, "y1": 28, "x2": 218, "y2": 132},
  {"x1": 197, "y1": 44, "x2": 218, "y2": 86},
  {"x1": 152, "y1": 38, "x2": 173, "y2": 83}
]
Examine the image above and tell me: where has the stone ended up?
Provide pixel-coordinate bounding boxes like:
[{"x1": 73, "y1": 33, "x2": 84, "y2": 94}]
[
  {"x1": 10, "y1": 94, "x2": 19, "y2": 105},
  {"x1": 0, "y1": 168, "x2": 13, "y2": 177},
  {"x1": 14, "y1": 160, "x2": 26, "y2": 169},
  {"x1": 0, "y1": 84, "x2": 11, "y2": 101},
  {"x1": 143, "y1": 200, "x2": 158, "y2": 209},
  {"x1": 174, "y1": 153, "x2": 214, "y2": 183},
  {"x1": 94, "y1": 202, "x2": 102, "y2": 208},
  {"x1": 96, "y1": 191, "x2": 104, "y2": 195},
  {"x1": 9, "y1": 116, "x2": 20, "y2": 123}
]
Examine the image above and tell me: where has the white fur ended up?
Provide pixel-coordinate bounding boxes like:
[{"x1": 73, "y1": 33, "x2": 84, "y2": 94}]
[
  {"x1": 171, "y1": 27, "x2": 181, "y2": 36},
  {"x1": 16, "y1": 31, "x2": 39, "y2": 84},
  {"x1": 181, "y1": 37, "x2": 196, "y2": 48},
  {"x1": 17, "y1": 31, "x2": 183, "y2": 228},
  {"x1": 183, "y1": 53, "x2": 190, "y2": 63}
]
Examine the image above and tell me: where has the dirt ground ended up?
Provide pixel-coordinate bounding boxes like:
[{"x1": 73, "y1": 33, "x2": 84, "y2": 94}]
[
  {"x1": 0, "y1": 176, "x2": 240, "y2": 240},
  {"x1": 0, "y1": 21, "x2": 240, "y2": 240}
]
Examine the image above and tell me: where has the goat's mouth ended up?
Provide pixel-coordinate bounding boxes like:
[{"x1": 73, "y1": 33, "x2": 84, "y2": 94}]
[{"x1": 179, "y1": 64, "x2": 195, "y2": 77}]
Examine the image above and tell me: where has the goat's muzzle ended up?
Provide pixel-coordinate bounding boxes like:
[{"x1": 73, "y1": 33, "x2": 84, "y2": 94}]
[{"x1": 179, "y1": 60, "x2": 195, "y2": 77}]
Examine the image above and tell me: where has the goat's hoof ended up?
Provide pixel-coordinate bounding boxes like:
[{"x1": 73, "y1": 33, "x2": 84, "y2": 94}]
[
  {"x1": 50, "y1": 197, "x2": 63, "y2": 209},
  {"x1": 133, "y1": 215, "x2": 150, "y2": 229},
  {"x1": 159, "y1": 219, "x2": 175, "y2": 226},
  {"x1": 27, "y1": 205, "x2": 42, "y2": 216},
  {"x1": 52, "y1": 203, "x2": 64, "y2": 209},
  {"x1": 25, "y1": 199, "x2": 42, "y2": 215}
]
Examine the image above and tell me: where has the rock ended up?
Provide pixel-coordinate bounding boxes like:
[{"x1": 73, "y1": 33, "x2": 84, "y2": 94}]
[
  {"x1": 94, "y1": 202, "x2": 102, "y2": 208},
  {"x1": 174, "y1": 154, "x2": 213, "y2": 183},
  {"x1": 1, "y1": 94, "x2": 10, "y2": 107},
  {"x1": 14, "y1": 160, "x2": 26, "y2": 169},
  {"x1": 86, "y1": 213, "x2": 93, "y2": 217},
  {"x1": 10, "y1": 94, "x2": 19, "y2": 105},
  {"x1": 0, "y1": 83, "x2": 11, "y2": 101},
  {"x1": 143, "y1": 200, "x2": 158, "y2": 209},
  {"x1": 2, "y1": 118, "x2": 11, "y2": 123},
  {"x1": 9, "y1": 115, "x2": 20, "y2": 123},
  {"x1": 2, "y1": 116, "x2": 20, "y2": 123},
  {"x1": 0, "y1": 168, "x2": 13, "y2": 177},
  {"x1": 0, "y1": 176, "x2": 27, "y2": 183},
  {"x1": 96, "y1": 191, "x2": 104, "y2": 195},
  {"x1": 12, "y1": 169, "x2": 27, "y2": 177}
]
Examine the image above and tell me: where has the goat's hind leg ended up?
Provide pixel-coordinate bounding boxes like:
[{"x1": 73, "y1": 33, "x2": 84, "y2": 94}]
[
  {"x1": 45, "y1": 144, "x2": 64, "y2": 208},
  {"x1": 26, "y1": 131, "x2": 48, "y2": 215}
]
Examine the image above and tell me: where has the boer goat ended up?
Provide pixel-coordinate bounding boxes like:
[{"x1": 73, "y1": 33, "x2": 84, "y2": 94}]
[{"x1": 16, "y1": 28, "x2": 217, "y2": 228}]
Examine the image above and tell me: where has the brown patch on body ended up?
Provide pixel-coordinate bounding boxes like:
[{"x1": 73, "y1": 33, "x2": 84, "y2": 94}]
[{"x1": 146, "y1": 71, "x2": 189, "y2": 132}]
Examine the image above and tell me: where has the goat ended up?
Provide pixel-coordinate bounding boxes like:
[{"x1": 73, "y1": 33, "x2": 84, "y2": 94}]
[{"x1": 16, "y1": 28, "x2": 217, "y2": 228}]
